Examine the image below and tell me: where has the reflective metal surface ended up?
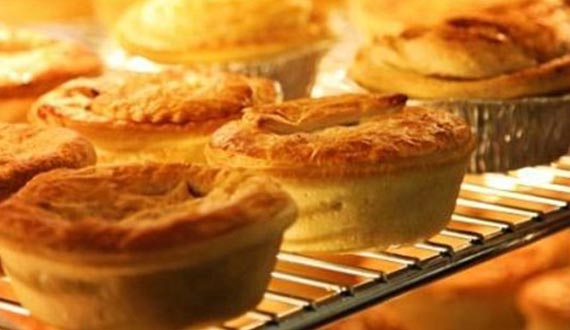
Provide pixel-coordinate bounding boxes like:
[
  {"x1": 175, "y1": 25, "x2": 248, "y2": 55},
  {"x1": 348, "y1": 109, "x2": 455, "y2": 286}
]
[{"x1": 415, "y1": 96, "x2": 570, "y2": 173}]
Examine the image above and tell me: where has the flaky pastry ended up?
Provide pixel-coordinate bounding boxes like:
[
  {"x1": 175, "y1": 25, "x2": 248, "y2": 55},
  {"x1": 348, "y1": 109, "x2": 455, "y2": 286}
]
[
  {"x1": 0, "y1": 163, "x2": 297, "y2": 330},
  {"x1": 350, "y1": 0, "x2": 570, "y2": 99},
  {"x1": 116, "y1": 0, "x2": 330, "y2": 63},
  {"x1": 207, "y1": 93, "x2": 475, "y2": 252},
  {"x1": 349, "y1": 0, "x2": 527, "y2": 37},
  {"x1": 0, "y1": 123, "x2": 96, "y2": 201},
  {"x1": 113, "y1": 0, "x2": 332, "y2": 99},
  {"x1": 0, "y1": 26, "x2": 102, "y2": 122},
  {"x1": 30, "y1": 70, "x2": 280, "y2": 164}
]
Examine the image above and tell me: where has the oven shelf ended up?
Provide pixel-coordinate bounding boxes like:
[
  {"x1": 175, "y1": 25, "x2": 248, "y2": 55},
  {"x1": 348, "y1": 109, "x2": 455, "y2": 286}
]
[{"x1": 1, "y1": 161, "x2": 570, "y2": 330}]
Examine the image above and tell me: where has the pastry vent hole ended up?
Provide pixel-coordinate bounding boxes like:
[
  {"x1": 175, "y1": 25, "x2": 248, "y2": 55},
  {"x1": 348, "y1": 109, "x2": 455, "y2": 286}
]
[
  {"x1": 340, "y1": 121, "x2": 360, "y2": 128},
  {"x1": 70, "y1": 86, "x2": 100, "y2": 99},
  {"x1": 186, "y1": 183, "x2": 205, "y2": 198}
]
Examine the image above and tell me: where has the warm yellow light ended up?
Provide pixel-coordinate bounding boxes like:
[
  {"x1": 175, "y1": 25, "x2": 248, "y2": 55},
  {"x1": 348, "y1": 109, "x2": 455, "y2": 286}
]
[
  {"x1": 514, "y1": 167, "x2": 556, "y2": 185},
  {"x1": 103, "y1": 48, "x2": 160, "y2": 73},
  {"x1": 482, "y1": 174, "x2": 518, "y2": 191}
]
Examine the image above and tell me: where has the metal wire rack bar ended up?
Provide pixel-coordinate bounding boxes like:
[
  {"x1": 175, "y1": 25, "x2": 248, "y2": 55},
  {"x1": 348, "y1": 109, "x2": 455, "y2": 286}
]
[{"x1": 0, "y1": 164, "x2": 569, "y2": 330}]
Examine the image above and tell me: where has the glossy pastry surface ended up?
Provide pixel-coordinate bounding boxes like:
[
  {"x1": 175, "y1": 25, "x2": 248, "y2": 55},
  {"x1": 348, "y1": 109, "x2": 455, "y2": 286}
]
[
  {"x1": 208, "y1": 93, "x2": 473, "y2": 172},
  {"x1": 116, "y1": 0, "x2": 330, "y2": 63},
  {"x1": 350, "y1": 0, "x2": 570, "y2": 99},
  {"x1": 0, "y1": 163, "x2": 296, "y2": 330},
  {"x1": 30, "y1": 70, "x2": 280, "y2": 164},
  {"x1": 349, "y1": 0, "x2": 527, "y2": 36},
  {"x1": 0, "y1": 163, "x2": 295, "y2": 253},
  {"x1": 208, "y1": 94, "x2": 475, "y2": 252},
  {"x1": 0, "y1": 26, "x2": 102, "y2": 122},
  {"x1": 0, "y1": 123, "x2": 96, "y2": 201}
]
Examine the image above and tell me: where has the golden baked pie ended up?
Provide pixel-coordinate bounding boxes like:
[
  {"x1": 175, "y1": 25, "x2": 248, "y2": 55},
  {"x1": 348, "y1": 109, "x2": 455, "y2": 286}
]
[
  {"x1": 117, "y1": 0, "x2": 328, "y2": 63},
  {"x1": 348, "y1": 0, "x2": 523, "y2": 37},
  {"x1": 114, "y1": 0, "x2": 332, "y2": 99},
  {"x1": 0, "y1": 123, "x2": 96, "y2": 201},
  {"x1": 29, "y1": 70, "x2": 280, "y2": 164},
  {"x1": 0, "y1": 163, "x2": 297, "y2": 330},
  {"x1": 518, "y1": 266, "x2": 570, "y2": 330},
  {"x1": 377, "y1": 230, "x2": 570, "y2": 330},
  {"x1": 207, "y1": 93, "x2": 475, "y2": 252},
  {"x1": 0, "y1": 26, "x2": 102, "y2": 122},
  {"x1": 350, "y1": 0, "x2": 570, "y2": 99}
]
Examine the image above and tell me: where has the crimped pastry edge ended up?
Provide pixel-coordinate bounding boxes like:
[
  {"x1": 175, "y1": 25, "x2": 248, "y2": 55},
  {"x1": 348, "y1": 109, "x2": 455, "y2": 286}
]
[
  {"x1": 206, "y1": 94, "x2": 476, "y2": 177},
  {"x1": 349, "y1": 51, "x2": 570, "y2": 100},
  {"x1": 0, "y1": 163, "x2": 297, "y2": 261},
  {"x1": 206, "y1": 141, "x2": 475, "y2": 178}
]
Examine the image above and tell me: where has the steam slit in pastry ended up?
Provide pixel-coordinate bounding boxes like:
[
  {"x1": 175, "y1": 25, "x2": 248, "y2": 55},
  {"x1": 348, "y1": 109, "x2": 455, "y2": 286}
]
[
  {"x1": 248, "y1": 93, "x2": 408, "y2": 135},
  {"x1": 186, "y1": 182, "x2": 205, "y2": 198}
]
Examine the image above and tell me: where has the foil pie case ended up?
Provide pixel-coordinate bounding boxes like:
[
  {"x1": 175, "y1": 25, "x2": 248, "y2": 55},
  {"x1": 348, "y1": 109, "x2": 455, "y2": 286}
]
[
  {"x1": 413, "y1": 96, "x2": 570, "y2": 173},
  {"x1": 323, "y1": 70, "x2": 570, "y2": 173}
]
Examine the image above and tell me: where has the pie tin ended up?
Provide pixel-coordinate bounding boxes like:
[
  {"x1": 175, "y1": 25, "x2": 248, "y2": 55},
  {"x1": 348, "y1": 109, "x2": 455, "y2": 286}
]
[{"x1": 413, "y1": 95, "x2": 570, "y2": 173}]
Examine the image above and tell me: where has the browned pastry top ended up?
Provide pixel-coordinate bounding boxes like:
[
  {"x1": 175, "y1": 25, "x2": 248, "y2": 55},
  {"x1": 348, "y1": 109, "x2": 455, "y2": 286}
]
[
  {"x1": 350, "y1": 0, "x2": 570, "y2": 99},
  {"x1": 519, "y1": 267, "x2": 570, "y2": 320},
  {"x1": 207, "y1": 94, "x2": 474, "y2": 173},
  {"x1": 0, "y1": 164, "x2": 296, "y2": 253},
  {"x1": 30, "y1": 70, "x2": 281, "y2": 135},
  {"x1": 0, "y1": 26, "x2": 102, "y2": 98},
  {"x1": 0, "y1": 123, "x2": 96, "y2": 200},
  {"x1": 115, "y1": 0, "x2": 332, "y2": 63},
  {"x1": 371, "y1": 0, "x2": 570, "y2": 79}
]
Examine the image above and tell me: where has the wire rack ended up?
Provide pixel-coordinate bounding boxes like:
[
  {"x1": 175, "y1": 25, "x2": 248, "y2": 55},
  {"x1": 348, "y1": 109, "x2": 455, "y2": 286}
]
[{"x1": 0, "y1": 158, "x2": 570, "y2": 330}]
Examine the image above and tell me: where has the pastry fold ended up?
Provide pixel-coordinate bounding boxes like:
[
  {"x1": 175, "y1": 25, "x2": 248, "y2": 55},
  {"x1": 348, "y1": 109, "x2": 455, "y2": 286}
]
[
  {"x1": 349, "y1": 0, "x2": 520, "y2": 36},
  {"x1": 208, "y1": 93, "x2": 473, "y2": 173},
  {"x1": 350, "y1": 0, "x2": 570, "y2": 99},
  {"x1": 116, "y1": 0, "x2": 329, "y2": 63},
  {"x1": 30, "y1": 70, "x2": 280, "y2": 164},
  {"x1": 208, "y1": 94, "x2": 475, "y2": 252},
  {"x1": 0, "y1": 163, "x2": 295, "y2": 254},
  {"x1": 0, "y1": 123, "x2": 96, "y2": 201}
]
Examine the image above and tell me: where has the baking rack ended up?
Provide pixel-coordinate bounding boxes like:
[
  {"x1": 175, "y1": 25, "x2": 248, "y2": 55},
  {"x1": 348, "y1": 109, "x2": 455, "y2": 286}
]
[{"x1": 0, "y1": 158, "x2": 569, "y2": 330}]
